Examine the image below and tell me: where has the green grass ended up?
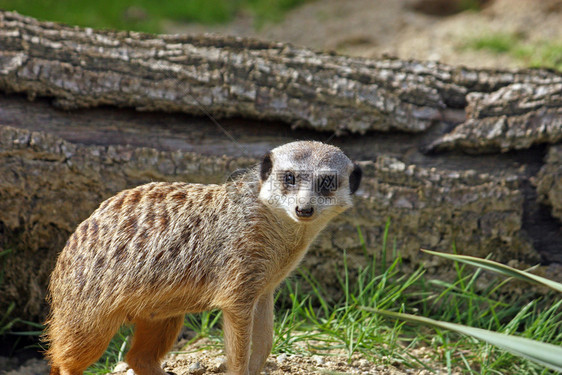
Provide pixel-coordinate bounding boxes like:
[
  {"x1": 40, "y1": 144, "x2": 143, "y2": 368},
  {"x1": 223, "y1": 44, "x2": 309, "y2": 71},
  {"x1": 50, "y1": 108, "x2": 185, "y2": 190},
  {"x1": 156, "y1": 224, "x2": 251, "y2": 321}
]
[
  {"x1": 265, "y1": 228, "x2": 562, "y2": 374},
  {"x1": 83, "y1": 220, "x2": 562, "y2": 374},
  {"x1": 3, "y1": 220, "x2": 559, "y2": 374},
  {"x1": 0, "y1": 0, "x2": 311, "y2": 33},
  {"x1": 465, "y1": 33, "x2": 562, "y2": 71}
]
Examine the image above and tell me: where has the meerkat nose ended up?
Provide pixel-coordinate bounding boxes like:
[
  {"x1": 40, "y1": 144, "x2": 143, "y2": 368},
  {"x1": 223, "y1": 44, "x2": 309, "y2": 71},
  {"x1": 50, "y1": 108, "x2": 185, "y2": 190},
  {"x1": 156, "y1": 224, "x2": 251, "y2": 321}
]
[{"x1": 296, "y1": 206, "x2": 314, "y2": 218}]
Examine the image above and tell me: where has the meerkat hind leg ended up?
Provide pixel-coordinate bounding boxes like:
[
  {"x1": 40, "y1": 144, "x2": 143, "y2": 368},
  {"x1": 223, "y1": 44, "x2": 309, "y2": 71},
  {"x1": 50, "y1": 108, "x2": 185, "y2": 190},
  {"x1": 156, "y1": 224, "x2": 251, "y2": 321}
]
[
  {"x1": 126, "y1": 315, "x2": 184, "y2": 375},
  {"x1": 50, "y1": 366, "x2": 83, "y2": 375},
  {"x1": 249, "y1": 293, "x2": 274, "y2": 375},
  {"x1": 47, "y1": 321, "x2": 119, "y2": 375}
]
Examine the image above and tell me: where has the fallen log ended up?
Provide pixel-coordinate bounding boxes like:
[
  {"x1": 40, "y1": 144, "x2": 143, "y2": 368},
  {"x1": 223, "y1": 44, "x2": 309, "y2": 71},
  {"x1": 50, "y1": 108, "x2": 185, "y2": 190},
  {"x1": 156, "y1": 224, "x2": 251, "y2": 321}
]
[{"x1": 1, "y1": 10, "x2": 561, "y2": 145}]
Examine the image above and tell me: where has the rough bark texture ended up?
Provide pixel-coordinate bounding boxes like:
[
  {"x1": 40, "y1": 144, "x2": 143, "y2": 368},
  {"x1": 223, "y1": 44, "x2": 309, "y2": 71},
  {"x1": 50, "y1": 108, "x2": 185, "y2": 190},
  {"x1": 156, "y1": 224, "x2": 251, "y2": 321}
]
[
  {"x1": 428, "y1": 83, "x2": 562, "y2": 153},
  {"x1": 0, "y1": 124, "x2": 545, "y2": 322},
  {"x1": 0, "y1": 124, "x2": 254, "y2": 320},
  {"x1": 537, "y1": 145, "x2": 562, "y2": 222},
  {"x1": 1, "y1": 10, "x2": 561, "y2": 142},
  {"x1": 0, "y1": 11, "x2": 561, "y2": 324}
]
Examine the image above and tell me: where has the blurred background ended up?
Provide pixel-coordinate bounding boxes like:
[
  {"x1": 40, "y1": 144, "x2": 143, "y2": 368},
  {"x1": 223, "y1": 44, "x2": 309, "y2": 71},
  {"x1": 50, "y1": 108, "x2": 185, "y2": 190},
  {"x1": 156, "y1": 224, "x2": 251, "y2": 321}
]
[{"x1": 0, "y1": 0, "x2": 560, "y2": 70}]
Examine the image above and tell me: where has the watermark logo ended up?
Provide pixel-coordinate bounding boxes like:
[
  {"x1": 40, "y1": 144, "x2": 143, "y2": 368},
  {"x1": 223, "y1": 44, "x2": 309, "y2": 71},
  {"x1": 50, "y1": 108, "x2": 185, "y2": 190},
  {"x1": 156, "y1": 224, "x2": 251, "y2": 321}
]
[
  {"x1": 268, "y1": 170, "x2": 339, "y2": 193},
  {"x1": 224, "y1": 169, "x2": 342, "y2": 206},
  {"x1": 267, "y1": 194, "x2": 338, "y2": 206}
]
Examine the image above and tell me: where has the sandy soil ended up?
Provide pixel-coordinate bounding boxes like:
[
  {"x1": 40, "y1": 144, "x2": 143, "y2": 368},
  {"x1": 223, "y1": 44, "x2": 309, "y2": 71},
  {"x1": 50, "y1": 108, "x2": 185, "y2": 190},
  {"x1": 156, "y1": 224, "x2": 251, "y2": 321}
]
[
  {"x1": 165, "y1": 0, "x2": 562, "y2": 70},
  {"x1": 1, "y1": 338, "x2": 455, "y2": 375},
  {"x1": 109, "y1": 337, "x2": 459, "y2": 375}
]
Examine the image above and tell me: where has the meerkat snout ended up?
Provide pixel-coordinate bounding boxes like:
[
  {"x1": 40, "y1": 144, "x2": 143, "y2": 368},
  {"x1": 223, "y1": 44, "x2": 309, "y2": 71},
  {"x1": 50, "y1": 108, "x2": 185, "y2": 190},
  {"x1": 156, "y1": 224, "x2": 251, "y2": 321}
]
[
  {"x1": 296, "y1": 205, "x2": 314, "y2": 218},
  {"x1": 45, "y1": 140, "x2": 360, "y2": 375}
]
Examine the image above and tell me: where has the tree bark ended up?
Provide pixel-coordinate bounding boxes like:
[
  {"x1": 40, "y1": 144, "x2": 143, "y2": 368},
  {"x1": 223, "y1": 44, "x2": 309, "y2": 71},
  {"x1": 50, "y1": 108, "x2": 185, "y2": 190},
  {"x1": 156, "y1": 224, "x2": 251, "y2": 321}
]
[
  {"x1": 0, "y1": 124, "x2": 545, "y2": 323},
  {"x1": 427, "y1": 83, "x2": 562, "y2": 153},
  {"x1": 1, "y1": 10, "x2": 561, "y2": 148},
  {"x1": 537, "y1": 145, "x2": 562, "y2": 222}
]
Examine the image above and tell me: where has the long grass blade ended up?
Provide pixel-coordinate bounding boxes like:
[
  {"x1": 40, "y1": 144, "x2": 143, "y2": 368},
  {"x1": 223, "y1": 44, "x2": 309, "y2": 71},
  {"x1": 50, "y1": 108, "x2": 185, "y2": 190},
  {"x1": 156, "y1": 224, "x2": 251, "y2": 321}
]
[
  {"x1": 421, "y1": 249, "x2": 562, "y2": 293},
  {"x1": 363, "y1": 307, "x2": 562, "y2": 372}
]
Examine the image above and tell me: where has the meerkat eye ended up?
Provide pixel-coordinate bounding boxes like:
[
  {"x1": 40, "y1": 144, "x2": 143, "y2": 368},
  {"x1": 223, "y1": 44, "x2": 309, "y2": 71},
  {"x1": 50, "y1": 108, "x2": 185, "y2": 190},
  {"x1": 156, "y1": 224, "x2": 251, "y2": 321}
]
[{"x1": 284, "y1": 171, "x2": 296, "y2": 186}]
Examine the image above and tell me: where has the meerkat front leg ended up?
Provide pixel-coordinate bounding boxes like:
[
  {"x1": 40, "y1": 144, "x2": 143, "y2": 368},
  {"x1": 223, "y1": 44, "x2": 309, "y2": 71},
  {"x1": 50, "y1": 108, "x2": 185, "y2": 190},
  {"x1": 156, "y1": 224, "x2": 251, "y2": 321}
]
[
  {"x1": 249, "y1": 292, "x2": 274, "y2": 374},
  {"x1": 223, "y1": 306, "x2": 254, "y2": 375}
]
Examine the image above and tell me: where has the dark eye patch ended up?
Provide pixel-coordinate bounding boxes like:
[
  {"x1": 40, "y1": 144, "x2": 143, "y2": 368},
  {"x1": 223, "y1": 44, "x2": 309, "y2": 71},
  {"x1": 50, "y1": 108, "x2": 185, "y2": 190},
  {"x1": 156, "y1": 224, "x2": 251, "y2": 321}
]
[
  {"x1": 316, "y1": 174, "x2": 338, "y2": 196},
  {"x1": 284, "y1": 171, "x2": 296, "y2": 186}
]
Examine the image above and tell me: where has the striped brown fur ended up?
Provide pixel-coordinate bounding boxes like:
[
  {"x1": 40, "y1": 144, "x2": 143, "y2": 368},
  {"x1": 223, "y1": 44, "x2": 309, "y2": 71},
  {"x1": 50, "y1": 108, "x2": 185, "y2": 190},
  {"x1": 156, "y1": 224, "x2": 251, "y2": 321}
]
[{"x1": 45, "y1": 141, "x2": 361, "y2": 375}]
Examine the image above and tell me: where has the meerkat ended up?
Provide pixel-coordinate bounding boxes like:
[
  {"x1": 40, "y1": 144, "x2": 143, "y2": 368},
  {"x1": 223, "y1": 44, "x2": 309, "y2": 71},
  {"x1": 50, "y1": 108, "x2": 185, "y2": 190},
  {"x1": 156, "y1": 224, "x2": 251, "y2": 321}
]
[{"x1": 45, "y1": 141, "x2": 362, "y2": 375}]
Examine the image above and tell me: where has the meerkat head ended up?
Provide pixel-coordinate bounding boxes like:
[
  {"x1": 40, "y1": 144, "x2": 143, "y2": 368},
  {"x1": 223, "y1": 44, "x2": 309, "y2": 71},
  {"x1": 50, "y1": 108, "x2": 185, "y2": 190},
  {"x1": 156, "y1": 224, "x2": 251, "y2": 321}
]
[{"x1": 258, "y1": 141, "x2": 362, "y2": 224}]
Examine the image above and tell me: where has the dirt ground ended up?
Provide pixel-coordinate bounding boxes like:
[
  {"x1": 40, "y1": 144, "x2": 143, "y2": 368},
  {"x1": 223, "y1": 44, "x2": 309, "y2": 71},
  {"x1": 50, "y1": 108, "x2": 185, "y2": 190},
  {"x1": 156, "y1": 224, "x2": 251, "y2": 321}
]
[
  {"x1": 109, "y1": 337, "x2": 458, "y2": 375},
  {"x1": 166, "y1": 0, "x2": 562, "y2": 70},
  {"x1": 1, "y1": 336, "x2": 456, "y2": 375}
]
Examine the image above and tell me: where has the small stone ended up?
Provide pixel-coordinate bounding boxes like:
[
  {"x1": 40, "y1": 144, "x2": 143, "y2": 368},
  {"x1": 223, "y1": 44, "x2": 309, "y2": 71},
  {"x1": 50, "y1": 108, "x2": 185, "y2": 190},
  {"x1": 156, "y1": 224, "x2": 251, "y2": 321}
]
[
  {"x1": 188, "y1": 361, "x2": 205, "y2": 375},
  {"x1": 389, "y1": 160, "x2": 406, "y2": 172},
  {"x1": 357, "y1": 359, "x2": 370, "y2": 369},
  {"x1": 276, "y1": 353, "x2": 288, "y2": 363},
  {"x1": 311, "y1": 355, "x2": 324, "y2": 365},
  {"x1": 113, "y1": 362, "x2": 129, "y2": 372},
  {"x1": 210, "y1": 357, "x2": 227, "y2": 373},
  {"x1": 122, "y1": 6, "x2": 148, "y2": 22},
  {"x1": 126, "y1": 369, "x2": 135, "y2": 375}
]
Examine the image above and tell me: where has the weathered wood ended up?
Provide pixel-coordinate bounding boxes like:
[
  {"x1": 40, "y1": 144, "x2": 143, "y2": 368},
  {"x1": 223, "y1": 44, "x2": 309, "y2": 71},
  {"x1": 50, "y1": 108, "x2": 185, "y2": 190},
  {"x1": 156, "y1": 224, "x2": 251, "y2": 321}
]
[
  {"x1": 428, "y1": 83, "x2": 562, "y2": 153},
  {"x1": 537, "y1": 145, "x2": 562, "y2": 222},
  {"x1": 1, "y1": 124, "x2": 548, "y2": 323},
  {"x1": 0, "y1": 10, "x2": 561, "y2": 141}
]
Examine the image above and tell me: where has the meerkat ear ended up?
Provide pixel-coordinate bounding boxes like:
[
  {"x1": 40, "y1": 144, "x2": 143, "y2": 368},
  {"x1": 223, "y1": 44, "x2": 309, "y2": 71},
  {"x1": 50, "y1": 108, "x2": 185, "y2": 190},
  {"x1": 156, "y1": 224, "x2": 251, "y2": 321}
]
[
  {"x1": 349, "y1": 163, "x2": 362, "y2": 194},
  {"x1": 260, "y1": 152, "x2": 273, "y2": 181}
]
